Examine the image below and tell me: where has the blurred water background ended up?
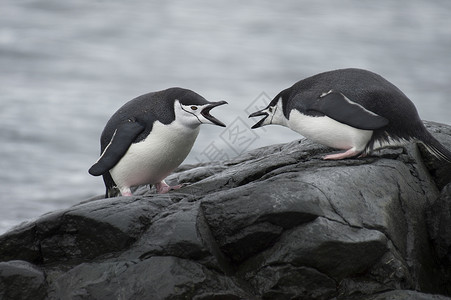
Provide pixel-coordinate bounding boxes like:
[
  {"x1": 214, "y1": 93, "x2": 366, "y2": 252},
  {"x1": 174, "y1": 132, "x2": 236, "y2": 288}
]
[{"x1": 1, "y1": 0, "x2": 450, "y2": 234}]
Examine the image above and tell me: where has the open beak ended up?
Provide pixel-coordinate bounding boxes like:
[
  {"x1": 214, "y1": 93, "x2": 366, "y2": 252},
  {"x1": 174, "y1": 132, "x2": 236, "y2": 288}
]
[
  {"x1": 249, "y1": 109, "x2": 269, "y2": 129},
  {"x1": 201, "y1": 101, "x2": 228, "y2": 127}
]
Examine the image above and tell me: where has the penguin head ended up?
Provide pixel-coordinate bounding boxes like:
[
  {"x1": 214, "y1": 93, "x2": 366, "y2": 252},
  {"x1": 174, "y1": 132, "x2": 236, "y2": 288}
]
[
  {"x1": 172, "y1": 89, "x2": 227, "y2": 128},
  {"x1": 249, "y1": 90, "x2": 288, "y2": 129}
]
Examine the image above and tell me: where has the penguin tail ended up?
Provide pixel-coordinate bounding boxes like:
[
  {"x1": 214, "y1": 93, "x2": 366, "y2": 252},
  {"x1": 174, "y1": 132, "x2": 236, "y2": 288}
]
[{"x1": 419, "y1": 134, "x2": 451, "y2": 164}]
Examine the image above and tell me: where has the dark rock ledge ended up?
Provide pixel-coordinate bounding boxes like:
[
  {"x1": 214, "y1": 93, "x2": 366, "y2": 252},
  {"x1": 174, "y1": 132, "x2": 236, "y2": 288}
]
[{"x1": 1, "y1": 121, "x2": 450, "y2": 300}]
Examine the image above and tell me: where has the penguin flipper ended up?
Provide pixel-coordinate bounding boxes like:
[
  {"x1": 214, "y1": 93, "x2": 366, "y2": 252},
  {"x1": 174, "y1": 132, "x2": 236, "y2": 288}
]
[
  {"x1": 89, "y1": 121, "x2": 145, "y2": 176},
  {"x1": 305, "y1": 91, "x2": 389, "y2": 130}
]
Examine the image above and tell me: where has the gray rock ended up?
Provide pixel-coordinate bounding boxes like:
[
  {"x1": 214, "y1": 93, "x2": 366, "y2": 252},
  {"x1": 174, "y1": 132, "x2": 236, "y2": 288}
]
[
  {"x1": 242, "y1": 217, "x2": 388, "y2": 279},
  {"x1": 0, "y1": 121, "x2": 450, "y2": 299},
  {"x1": 420, "y1": 121, "x2": 451, "y2": 189},
  {"x1": 0, "y1": 195, "x2": 174, "y2": 264},
  {"x1": 426, "y1": 182, "x2": 451, "y2": 296},
  {"x1": 48, "y1": 256, "x2": 250, "y2": 300},
  {"x1": 427, "y1": 183, "x2": 451, "y2": 265},
  {"x1": 357, "y1": 290, "x2": 451, "y2": 300},
  {"x1": 0, "y1": 260, "x2": 47, "y2": 300}
]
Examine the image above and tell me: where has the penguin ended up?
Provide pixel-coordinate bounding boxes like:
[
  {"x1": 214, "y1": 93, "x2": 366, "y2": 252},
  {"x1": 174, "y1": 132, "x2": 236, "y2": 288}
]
[
  {"x1": 89, "y1": 87, "x2": 227, "y2": 198},
  {"x1": 249, "y1": 68, "x2": 451, "y2": 162}
]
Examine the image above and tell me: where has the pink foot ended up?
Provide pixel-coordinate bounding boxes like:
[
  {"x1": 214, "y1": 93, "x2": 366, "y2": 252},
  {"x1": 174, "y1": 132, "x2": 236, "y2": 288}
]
[
  {"x1": 119, "y1": 187, "x2": 133, "y2": 196},
  {"x1": 323, "y1": 148, "x2": 361, "y2": 160},
  {"x1": 155, "y1": 181, "x2": 183, "y2": 194}
]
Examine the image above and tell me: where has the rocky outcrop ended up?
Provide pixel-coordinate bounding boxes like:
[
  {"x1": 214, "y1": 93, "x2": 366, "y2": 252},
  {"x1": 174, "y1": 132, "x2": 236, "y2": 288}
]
[{"x1": 0, "y1": 121, "x2": 450, "y2": 300}]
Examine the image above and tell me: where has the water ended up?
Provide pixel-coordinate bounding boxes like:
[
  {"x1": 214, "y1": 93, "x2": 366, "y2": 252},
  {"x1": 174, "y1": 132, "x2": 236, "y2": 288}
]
[{"x1": 1, "y1": 0, "x2": 450, "y2": 234}]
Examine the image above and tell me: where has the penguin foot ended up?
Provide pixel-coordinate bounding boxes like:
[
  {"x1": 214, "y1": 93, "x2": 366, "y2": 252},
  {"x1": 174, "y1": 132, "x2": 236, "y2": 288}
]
[
  {"x1": 119, "y1": 187, "x2": 133, "y2": 197},
  {"x1": 323, "y1": 148, "x2": 361, "y2": 160},
  {"x1": 155, "y1": 181, "x2": 183, "y2": 194}
]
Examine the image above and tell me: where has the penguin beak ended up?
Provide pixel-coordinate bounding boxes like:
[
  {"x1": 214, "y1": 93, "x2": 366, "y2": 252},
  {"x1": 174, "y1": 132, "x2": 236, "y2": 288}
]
[
  {"x1": 249, "y1": 109, "x2": 269, "y2": 129},
  {"x1": 201, "y1": 101, "x2": 228, "y2": 127}
]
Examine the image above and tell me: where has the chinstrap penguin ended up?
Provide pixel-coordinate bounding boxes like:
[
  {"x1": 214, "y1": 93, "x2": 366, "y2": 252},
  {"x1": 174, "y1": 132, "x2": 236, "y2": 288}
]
[
  {"x1": 89, "y1": 87, "x2": 227, "y2": 197},
  {"x1": 249, "y1": 68, "x2": 451, "y2": 162}
]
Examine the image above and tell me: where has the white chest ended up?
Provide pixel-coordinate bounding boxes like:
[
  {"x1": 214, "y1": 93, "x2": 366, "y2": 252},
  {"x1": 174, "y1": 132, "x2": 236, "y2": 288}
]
[
  {"x1": 110, "y1": 121, "x2": 200, "y2": 187},
  {"x1": 287, "y1": 110, "x2": 373, "y2": 151}
]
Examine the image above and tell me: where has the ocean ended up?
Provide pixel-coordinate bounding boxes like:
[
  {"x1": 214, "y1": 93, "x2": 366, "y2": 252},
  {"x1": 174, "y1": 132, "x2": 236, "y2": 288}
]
[{"x1": 1, "y1": 0, "x2": 450, "y2": 234}]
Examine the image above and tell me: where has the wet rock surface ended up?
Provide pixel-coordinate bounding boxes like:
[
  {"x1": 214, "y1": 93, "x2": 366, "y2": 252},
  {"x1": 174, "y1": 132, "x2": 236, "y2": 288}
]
[{"x1": 1, "y1": 121, "x2": 450, "y2": 300}]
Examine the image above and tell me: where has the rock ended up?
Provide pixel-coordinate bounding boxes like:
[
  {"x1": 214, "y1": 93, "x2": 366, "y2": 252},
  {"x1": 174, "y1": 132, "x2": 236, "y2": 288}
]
[
  {"x1": 0, "y1": 196, "x2": 175, "y2": 264},
  {"x1": 0, "y1": 121, "x2": 450, "y2": 299},
  {"x1": 0, "y1": 260, "x2": 47, "y2": 300},
  {"x1": 420, "y1": 121, "x2": 451, "y2": 189},
  {"x1": 358, "y1": 290, "x2": 451, "y2": 300},
  {"x1": 427, "y1": 183, "x2": 451, "y2": 265},
  {"x1": 426, "y1": 182, "x2": 451, "y2": 295},
  {"x1": 48, "y1": 256, "x2": 250, "y2": 300}
]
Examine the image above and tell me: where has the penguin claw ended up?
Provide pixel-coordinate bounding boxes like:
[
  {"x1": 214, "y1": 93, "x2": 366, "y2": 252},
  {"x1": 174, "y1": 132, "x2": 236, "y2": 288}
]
[
  {"x1": 323, "y1": 148, "x2": 361, "y2": 160},
  {"x1": 119, "y1": 187, "x2": 133, "y2": 197},
  {"x1": 155, "y1": 181, "x2": 185, "y2": 194}
]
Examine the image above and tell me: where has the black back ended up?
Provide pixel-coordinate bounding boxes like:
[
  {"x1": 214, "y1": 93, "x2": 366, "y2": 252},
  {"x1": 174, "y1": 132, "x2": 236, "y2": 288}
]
[
  {"x1": 91, "y1": 87, "x2": 210, "y2": 197},
  {"x1": 99, "y1": 87, "x2": 209, "y2": 153},
  {"x1": 277, "y1": 68, "x2": 425, "y2": 149}
]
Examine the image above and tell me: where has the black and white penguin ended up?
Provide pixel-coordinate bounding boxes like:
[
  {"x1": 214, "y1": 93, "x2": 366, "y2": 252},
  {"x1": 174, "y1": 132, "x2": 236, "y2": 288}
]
[
  {"x1": 249, "y1": 68, "x2": 451, "y2": 162},
  {"x1": 89, "y1": 87, "x2": 227, "y2": 197}
]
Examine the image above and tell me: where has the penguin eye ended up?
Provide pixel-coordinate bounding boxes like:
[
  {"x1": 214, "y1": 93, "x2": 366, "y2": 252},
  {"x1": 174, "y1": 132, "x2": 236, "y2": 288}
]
[
  {"x1": 191, "y1": 106, "x2": 198, "y2": 110},
  {"x1": 268, "y1": 107, "x2": 273, "y2": 113}
]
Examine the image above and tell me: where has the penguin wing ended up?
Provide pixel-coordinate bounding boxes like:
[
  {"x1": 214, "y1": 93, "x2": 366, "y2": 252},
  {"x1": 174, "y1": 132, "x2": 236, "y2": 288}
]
[
  {"x1": 304, "y1": 91, "x2": 389, "y2": 130},
  {"x1": 88, "y1": 121, "x2": 145, "y2": 176}
]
